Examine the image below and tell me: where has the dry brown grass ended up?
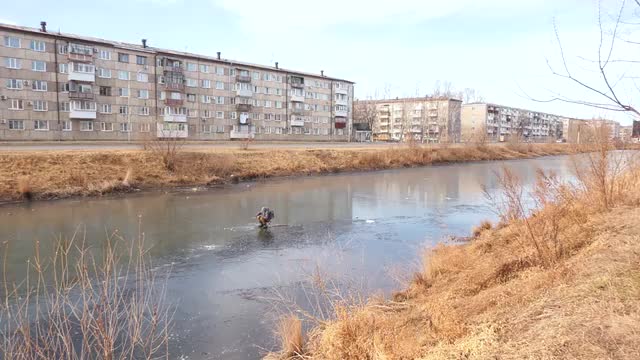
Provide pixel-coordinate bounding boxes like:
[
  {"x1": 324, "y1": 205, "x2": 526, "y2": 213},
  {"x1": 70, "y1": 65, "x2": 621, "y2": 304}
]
[
  {"x1": 0, "y1": 143, "x2": 584, "y2": 203},
  {"x1": 273, "y1": 315, "x2": 304, "y2": 359},
  {"x1": 471, "y1": 220, "x2": 492, "y2": 238},
  {"x1": 265, "y1": 148, "x2": 640, "y2": 359}
]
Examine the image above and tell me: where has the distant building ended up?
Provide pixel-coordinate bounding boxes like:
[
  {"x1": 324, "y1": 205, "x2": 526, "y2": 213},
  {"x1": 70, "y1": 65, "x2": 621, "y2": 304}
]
[
  {"x1": 461, "y1": 103, "x2": 563, "y2": 142},
  {"x1": 633, "y1": 120, "x2": 640, "y2": 139},
  {"x1": 360, "y1": 97, "x2": 462, "y2": 143},
  {"x1": 620, "y1": 125, "x2": 633, "y2": 142},
  {"x1": 561, "y1": 118, "x2": 623, "y2": 143}
]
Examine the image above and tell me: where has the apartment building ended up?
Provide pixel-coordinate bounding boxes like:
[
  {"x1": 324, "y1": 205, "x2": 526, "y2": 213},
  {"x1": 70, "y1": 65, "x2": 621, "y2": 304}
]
[
  {"x1": 0, "y1": 22, "x2": 354, "y2": 141},
  {"x1": 561, "y1": 118, "x2": 623, "y2": 143},
  {"x1": 362, "y1": 97, "x2": 462, "y2": 143},
  {"x1": 461, "y1": 103, "x2": 563, "y2": 142}
]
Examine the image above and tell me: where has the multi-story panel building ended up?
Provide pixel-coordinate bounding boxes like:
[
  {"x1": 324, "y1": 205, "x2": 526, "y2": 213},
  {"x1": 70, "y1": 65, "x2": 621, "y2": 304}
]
[
  {"x1": 561, "y1": 118, "x2": 622, "y2": 143},
  {"x1": 361, "y1": 97, "x2": 461, "y2": 143},
  {"x1": 0, "y1": 23, "x2": 354, "y2": 141},
  {"x1": 461, "y1": 103, "x2": 563, "y2": 142}
]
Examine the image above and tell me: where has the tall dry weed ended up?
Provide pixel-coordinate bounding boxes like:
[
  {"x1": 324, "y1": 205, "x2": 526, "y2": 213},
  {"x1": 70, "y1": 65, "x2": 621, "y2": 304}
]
[{"x1": 0, "y1": 225, "x2": 172, "y2": 359}]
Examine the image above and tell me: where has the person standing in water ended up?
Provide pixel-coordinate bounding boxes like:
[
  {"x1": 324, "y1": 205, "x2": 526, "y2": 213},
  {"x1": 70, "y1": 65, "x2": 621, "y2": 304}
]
[{"x1": 256, "y1": 207, "x2": 275, "y2": 228}]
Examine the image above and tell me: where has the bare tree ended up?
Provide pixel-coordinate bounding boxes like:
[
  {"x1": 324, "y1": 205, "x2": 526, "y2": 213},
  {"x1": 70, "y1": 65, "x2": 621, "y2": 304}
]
[
  {"x1": 353, "y1": 100, "x2": 378, "y2": 130},
  {"x1": 544, "y1": 0, "x2": 640, "y2": 119}
]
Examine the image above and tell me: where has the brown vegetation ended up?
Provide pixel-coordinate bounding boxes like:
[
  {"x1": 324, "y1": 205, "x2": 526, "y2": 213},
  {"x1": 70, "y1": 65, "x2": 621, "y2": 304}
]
[
  {"x1": 0, "y1": 228, "x2": 171, "y2": 359},
  {"x1": 266, "y1": 149, "x2": 640, "y2": 359},
  {"x1": 0, "y1": 143, "x2": 586, "y2": 203}
]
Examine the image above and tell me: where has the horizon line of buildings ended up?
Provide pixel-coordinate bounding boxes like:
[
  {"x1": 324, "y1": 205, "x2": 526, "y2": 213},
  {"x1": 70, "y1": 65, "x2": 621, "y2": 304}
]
[
  {"x1": 356, "y1": 97, "x2": 638, "y2": 144},
  {"x1": 0, "y1": 22, "x2": 354, "y2": 141}
]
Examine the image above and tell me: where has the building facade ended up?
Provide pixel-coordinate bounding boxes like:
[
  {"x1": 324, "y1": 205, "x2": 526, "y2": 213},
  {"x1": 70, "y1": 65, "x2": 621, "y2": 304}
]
[
  {"x1": 0, "y1": 23, "x2": 354, "y2": 141},
  {"x1": 362, "y1": 97, "x2": 461, "y2": 143},
  {"x1": 461, "y1": 103, "x2": 563, "y2": 142}
]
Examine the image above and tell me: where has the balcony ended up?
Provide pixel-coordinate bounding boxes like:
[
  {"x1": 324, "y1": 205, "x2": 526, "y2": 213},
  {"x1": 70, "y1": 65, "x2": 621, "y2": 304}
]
[
  {"x1": 164, "y1": 82, "x2": 184, "y2": 91},
  {"x1": 157, "y1": 123, "x2": 188, "y2": 138},
  {"x1": 236, "y1": 103, "x2": 252, "y2": 112},
  {"x1": 70, "y1": 104, "x2": 97, "y2": 120},
  {"x1": 236, "y1": 74, "x2": 252, "y2": 82},
  {"x1": 68, "y1": 91, "x2": 94, "y2": 100},
  {"x1": 164, "y1": 66, "x2": 183, "y2": 74},
  {"x1": 410, "y1": 127, "x2": 422, "y2": 133},
  {"x1": 334, "y1": 109, "x2": 348, "y2": 117},
  {"x1": 290, "y1": 82, "x2": 304, "y2": 89},
  {"x1": 165, "y1": 98, "x2": 183, "y2": 106},
  {"x1": 230, "y1": 129, "x2": 255, "y2": 139},
  {"x1": 335, "y1": 97, "x2": 348, "y2": 105},
  {"x1": 68, "y1": 66, "x2": 95, "y2": 82},
  {"x1": 236, "y1": 88, "x2": 253, "y2": 97},
  {"x1": 68, "y1": 43, "x2": 93, "y2": 62},
  {"x1": 290, "y1": 118, "x2": 305, "y2": 127},
  {"x1": 290, "y1": 94, "x2": 305, "y2": 102},
  {"x1": 164, "y1": 114, "x2": 187, "y2": 123},
  {"x1": 335, "y1": 87, "x2": 348, "y2": 95}
]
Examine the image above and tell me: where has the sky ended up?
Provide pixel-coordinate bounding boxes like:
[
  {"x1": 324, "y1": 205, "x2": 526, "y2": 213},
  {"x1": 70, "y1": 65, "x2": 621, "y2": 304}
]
[{"x1": 1, "y1": 0, "x2": 638, "y2": 125}]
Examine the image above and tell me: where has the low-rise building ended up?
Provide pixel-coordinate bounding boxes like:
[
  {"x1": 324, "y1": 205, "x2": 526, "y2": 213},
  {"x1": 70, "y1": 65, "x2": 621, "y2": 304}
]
[
  {"x1": 360, "y1": 97, "x2": 462, "y2": 143},
  {"x1": 0, "y1": 22, "x2": 354, "y2": 141},
  {"x1": 461, "y1": 103, "x2": 563, "y2": 142}
]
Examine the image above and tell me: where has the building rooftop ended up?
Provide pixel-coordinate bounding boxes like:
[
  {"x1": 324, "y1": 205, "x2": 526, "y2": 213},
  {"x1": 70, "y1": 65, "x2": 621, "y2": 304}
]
[
  {"x1": 356, "y1": 96, "x2": 462, "y2": 104},
  {"x1": 0, "y1": 22, "x2": 354, "y2": 84}
]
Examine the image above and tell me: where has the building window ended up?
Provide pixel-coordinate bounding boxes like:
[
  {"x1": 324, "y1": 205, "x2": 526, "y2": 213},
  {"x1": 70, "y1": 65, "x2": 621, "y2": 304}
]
[
  {"x1": 186, "y1": 78, "x2": 197, "y2": 87},
  {"x1": 188, "y1": 109, "x2": 197, "y2": 117},
  {"x1": 4, "y1": 36, "x2": 20, "y2": 48},
  {"x1": 32, "y1": 60, "x2": 46, "y2": 72},
  {"x1": 100, "y1": 104, "x2": 112, "y2": 113},
  {"x1": 252, "y1": 72, "x2": 259, "y2": 80},
  {"x1": 5, "y1": 57, "x2": 20, "y2": 69},
  {"x1": 58, "y1": 44, "x2": 68, "y2": 54},
  {"x1": 265, "y1": 100, "x2": 272, "y2": 108},
  {"x1": 169, "y1": 92, "x2": 181, "y2": 100},
  {"x1": 136, "y1": 55, "x2": 147, "y2": 65},
  {"x1": 186, "y1": 62, "x2": 197, "y2": 71},
  {"x1": 32, "y1": 80, "x2": 48, "y2": 91},
  {"x1": 62, "y1": 121, "x2": 72, "y2": 131},
  {"x1": 30, "y1": 40, "x2": 45, "y2": 52},
  {"x1": 118, "y1": 71, "x2": 129, "y2": 80},
  {"x1": 202, "y1": 95, "x2": 212, "y2": 103},
  {"x1": 216, "y1": 67, "x2": 224, "y2": 75},
  {"x1": 140, "y1": 123, "x2": 150, "y2": 132},
  {"x1": 138, "y1": 89, "x2": 149, "y2": 99},
  {"x1": 275, "y1": 101, "x2": 282, "y2": 109},
  {"x1": 216, "y1": 111, "x2": 224, "y2": 119},
  {"x1": 216, "y1": 96, "x2": 224, "y2": 105},
  {"x1": 101, "y1": 122, "x2": 114, "y2": 131},
  {"x1": 33, "y1": 119, "x2": 48, "y2": 131},
  {"x1": 231, "y1": 111, "x2": 237, "y2": 119},
  {"x1": 60, "y1": 102, "x2": 70, "y2": 112},
  {"x1": 185, "y1": 93, "x2": 195, "y2": 102},
  {"x1": 98, "y1": 68, "x2": 111, "y2": 78},
  {"x1": 9, "y1": 99, "x2": 24, "y2": 110},
  {"x1": 119, "y1": 106, "x2": 128, "y2": 115},
  {"x1": 201, "y1": 79, "x2": 211, "y2": 88},
  {"x1": 216, "y1": 81, "x2": 224, "y2": 90},
  {"x1": 202, "y1": 110, "x2": 211, "y2": 118},
  {"x1": 98, "y1": 50, "x2": 111, "y2": 60},
  {"x1": 118, "y1": 87, "x2": 129, "y2": 97},
  {"x1": 8, "y1": 120, "x2": 24, "y2": 130},
  {"x1": 71, "y1": 100, "x2": 96, "y2": 111},
  {"x1": 137, "y1": 72, "x2": 148, "y2": 82},
  {"x1": 199, "y1": 64, "x2": 209, "y2": 73},
  {"x1": 118, "y1": 53, "x2": 129, "y2": 63},
  {"x1": 80, "y1": 121, "x2": 93, "y2": 131},
  {"x1": 99, "y1": 86, "x2": 112, "y2": 96},
  {"x1": 33, "y1": 100, "x2": 48, "y2": 111},
  {"x1": 139, "y1": 106, "x2": 150, "y2": 116},
  {"x1": 59, "y1": 63, "x2": 68, "y2": 73}
]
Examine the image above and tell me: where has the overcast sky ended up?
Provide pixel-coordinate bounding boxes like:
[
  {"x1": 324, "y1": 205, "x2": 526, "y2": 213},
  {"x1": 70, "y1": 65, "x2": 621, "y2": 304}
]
[{"x1": 2, "y1": 0, "x2": 638, "y2": 125}]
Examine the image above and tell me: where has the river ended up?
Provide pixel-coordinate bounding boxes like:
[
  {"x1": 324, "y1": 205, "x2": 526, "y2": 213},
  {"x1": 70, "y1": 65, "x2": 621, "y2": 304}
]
[{"x1": 0, "y1": 155, "x2": 577, "y2": 359}]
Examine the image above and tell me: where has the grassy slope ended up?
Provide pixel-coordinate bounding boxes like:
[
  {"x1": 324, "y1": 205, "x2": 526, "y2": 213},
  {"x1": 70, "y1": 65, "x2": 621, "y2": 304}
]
[
  {"x1": 268, "y1": 153, "x2": 640, "y2": 360},
  {"x1": 0, "y1": 143, "x2": 576, "y2": 202}
]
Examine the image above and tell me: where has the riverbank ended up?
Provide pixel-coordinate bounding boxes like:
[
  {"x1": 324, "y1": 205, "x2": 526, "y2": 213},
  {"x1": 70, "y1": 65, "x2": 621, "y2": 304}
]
[
  {"x1": 0, "y1": 143, "x2": 584, "y2": 203},
  {"x1": 266, "y1": 150, "x2": 640, "y2": 359}
]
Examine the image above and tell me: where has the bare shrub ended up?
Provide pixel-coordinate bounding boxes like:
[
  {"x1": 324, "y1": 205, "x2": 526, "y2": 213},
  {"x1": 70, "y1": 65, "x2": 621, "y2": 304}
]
[
  {"x1": 144, "y1": 133, "x2": 185, "y2": 171},
  {"x1": 472, "y1": 220, "x2": 492, "y2": 238},
  {"x1": 0, "y1": 226, "x2": 172, "y2": 359}
]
